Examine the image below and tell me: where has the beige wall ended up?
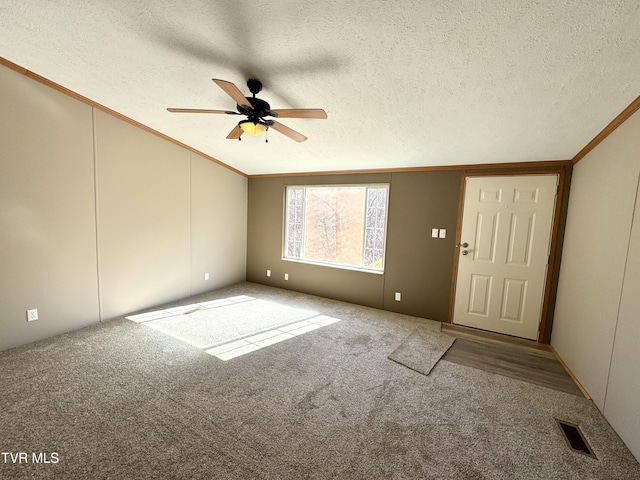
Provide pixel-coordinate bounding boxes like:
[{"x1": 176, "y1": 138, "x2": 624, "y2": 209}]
[
  {"x1": 552, "y1": 108, "x2": 640, "y2": 460},
  {"x1": 604, "y1": 182, "x2": 640, "y2": 459},
  {"x1": 0, "y1": 63, "x2": 100, "y2": 350},
  {"x1": 190, "y1": 152, "x2": 247, "y2": 296},
  {"x1": 95, "y1": 110, "x2": 192, "y2": 319},
  {"x1": 0, "y1": 65, "x2": 247, "y2": 351}
]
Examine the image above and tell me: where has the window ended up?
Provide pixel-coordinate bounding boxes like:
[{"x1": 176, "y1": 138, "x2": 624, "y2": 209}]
[{"x1": 284, "y1": 185, "x2": 389, "y2": 271}]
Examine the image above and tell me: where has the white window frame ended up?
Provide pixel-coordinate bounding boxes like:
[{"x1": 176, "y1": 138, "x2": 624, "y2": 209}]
[{"x1": 283, "y1": 184, "x2": 390, "y2": 273}]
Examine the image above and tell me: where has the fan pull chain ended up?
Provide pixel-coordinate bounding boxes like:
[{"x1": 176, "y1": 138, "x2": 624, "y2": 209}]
[{"x1": 265, "y1": 128, "x2": 269, "y2": 143}]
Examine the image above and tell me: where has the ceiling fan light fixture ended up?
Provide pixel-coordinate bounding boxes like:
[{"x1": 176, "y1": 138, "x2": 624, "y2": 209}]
[{"x1": 239, "y1": 120, "x2": 268, "y2": 136}]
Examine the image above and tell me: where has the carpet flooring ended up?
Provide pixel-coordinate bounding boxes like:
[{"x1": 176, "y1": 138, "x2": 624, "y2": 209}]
[{"x1": 1, "y1": 282, "x2": 639, "y2": 479}]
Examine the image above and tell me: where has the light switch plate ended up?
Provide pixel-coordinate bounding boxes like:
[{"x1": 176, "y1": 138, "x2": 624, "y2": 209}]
[
  {"x1": 432, "y1": 228, "x2": 439, "y2": 238},
  {"x1": 439, "y1": 229, "x2": 446, "y2": 238}
]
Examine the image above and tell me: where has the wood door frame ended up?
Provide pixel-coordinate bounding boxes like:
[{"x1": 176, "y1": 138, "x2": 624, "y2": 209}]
[{"x1": 447, "y1": 170, "x2": 567, "y2": 344}]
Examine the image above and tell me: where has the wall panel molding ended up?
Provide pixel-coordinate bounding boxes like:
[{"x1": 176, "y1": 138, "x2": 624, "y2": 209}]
[{"x1": 0, "y1": 56, "x2": 245, "y2": 177}]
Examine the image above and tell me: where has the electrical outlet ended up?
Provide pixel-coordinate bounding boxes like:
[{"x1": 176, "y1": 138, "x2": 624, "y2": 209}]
[
  {"x1": 394, "y1": 292, "x2": 401, "y2": 302},
  {"x1": 266, "y1": 269, "x2": 271, "y2": 277},
  {"x1": 204, "y1": 272, "x2": 210, "y2": 280},
  {"x1": 27, "y1": 309, "x2": 38, "y2": 322},
  {"x1": 284, "y1": 273, "x2": 289, "y2": 281}
]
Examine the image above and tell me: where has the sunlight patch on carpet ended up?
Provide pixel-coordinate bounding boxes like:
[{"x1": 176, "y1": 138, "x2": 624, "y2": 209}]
[
  {"x1": 126, "y1": 297, "x2": 341, "y2": 360},
  {"x1": 126, "y1": 295, "x2": 255, "y2": 323},
  {"x1": 206, "y1": 315, "x2": 341, "y2": 361}
]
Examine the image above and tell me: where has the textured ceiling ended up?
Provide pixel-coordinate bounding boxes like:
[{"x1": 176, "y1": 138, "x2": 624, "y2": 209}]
[{"x1": 1, "y1": 1, "x2": 640, "y2": 175}]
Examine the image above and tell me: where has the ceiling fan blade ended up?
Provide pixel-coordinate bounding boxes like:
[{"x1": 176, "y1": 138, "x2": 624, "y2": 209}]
[
  {"x1": 167, "y1": 108, "x2": 239, "y2": 114},
  {"x1": 212, "y1": 79, "x2": 252, "y2": 110},
  {"x1": 226, "y1": 124, "x2": 244, "y2": 140},
  {"x1": 269, "y1": 109, "x2": 327, "y2": 119},
  {"x1": 270, "y1": 121, "x2": 308, "y2": 142}
]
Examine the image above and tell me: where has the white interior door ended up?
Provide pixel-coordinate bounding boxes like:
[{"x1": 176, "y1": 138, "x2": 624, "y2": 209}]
[{"x1": 452, "y1": 175, "x2": 558, "y2": 340}]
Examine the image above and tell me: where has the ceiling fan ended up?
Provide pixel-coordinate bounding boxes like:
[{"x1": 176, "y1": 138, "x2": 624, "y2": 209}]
[{"x1": 167, "y1": 78, "x2": 327, "y2": 142}]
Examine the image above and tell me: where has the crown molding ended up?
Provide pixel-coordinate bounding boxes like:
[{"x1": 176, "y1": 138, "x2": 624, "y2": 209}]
[
  {"x1": 572, "y1": 95, "x2": 640, "y2": 164},
  {"x1": 248, "y1": 160, "x2": 572, "y2": 178}
]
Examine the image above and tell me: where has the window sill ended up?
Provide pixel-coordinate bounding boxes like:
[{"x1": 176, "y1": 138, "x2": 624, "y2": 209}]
[{"x1": 281, "y1": 257, "x2": 384, "y2": 275}]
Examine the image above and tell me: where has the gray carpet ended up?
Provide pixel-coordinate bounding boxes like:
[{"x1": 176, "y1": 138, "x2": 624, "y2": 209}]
[
  {"x1": 388, "y1": 325, "x2": 456, "y2": 376},
  {"x1": 1, "y1": 282, "x2": 639, "y2": 479}
]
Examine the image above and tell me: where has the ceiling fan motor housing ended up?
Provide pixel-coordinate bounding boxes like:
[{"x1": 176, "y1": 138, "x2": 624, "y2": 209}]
[
  {"x1": 246, "y1": 78, "x2": 263, "y2": 95},
  {"x1": 238, "y1": 97, "x2": 276, "y2": 124}
]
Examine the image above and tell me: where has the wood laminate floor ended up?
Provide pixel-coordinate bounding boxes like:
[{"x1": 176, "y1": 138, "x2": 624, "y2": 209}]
[{"x1": 441, "y1": 324, "x2": 585, "y2": 397}]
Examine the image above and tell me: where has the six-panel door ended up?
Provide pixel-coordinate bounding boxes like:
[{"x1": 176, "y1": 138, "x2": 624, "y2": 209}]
[{"x1": 453, "y1": 175, "x2": 558, "y2": 340}]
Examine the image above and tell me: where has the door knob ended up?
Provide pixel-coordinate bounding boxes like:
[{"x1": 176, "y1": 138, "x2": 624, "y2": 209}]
[
  {"x1": 457, "y1": 242, "x2": 469, "y2": 248},
  {"x1": 461, "y1": 250, "x2": 469, "y2": 255}
]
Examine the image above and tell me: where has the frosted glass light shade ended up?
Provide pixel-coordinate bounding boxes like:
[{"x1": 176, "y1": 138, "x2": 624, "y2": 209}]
[{"x1": 239, "y1": 120, "x2": 267, "y2": 136}]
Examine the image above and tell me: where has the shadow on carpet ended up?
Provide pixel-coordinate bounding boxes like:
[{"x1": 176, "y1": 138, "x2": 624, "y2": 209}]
[{"x1": 388, "y1": 326, "x2": 456, "y2": 376}]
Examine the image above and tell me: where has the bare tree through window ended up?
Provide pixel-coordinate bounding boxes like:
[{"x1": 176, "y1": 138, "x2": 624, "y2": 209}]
[
  {"x1": 285, "y1": 188, "x2": 304, "y2": 258},
  {"x1": 364, "y1": 187, "x2": 387, "y2": 269},
  {"x1": 285, "y1": 185, "x2": 389, "y2": 271}
]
